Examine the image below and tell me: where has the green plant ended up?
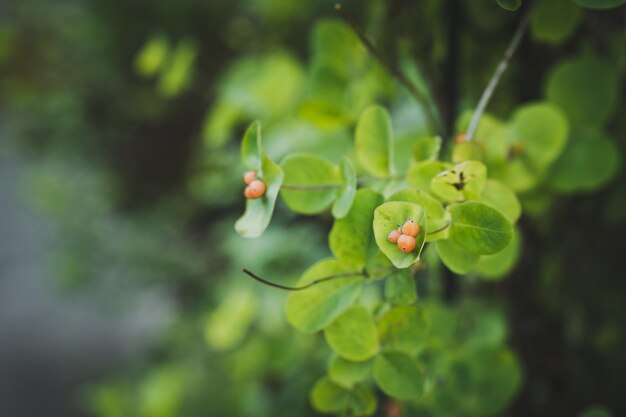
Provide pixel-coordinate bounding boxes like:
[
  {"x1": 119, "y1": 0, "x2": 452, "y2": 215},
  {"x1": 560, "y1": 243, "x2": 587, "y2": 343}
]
[{"x1": 230, "y1": 2, "x2": 623, "y2": 416}]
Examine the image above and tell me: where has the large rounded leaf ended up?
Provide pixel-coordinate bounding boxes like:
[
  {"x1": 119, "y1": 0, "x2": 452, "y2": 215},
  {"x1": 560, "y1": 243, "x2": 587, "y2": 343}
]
[
  {"x1": 286, "y1": 259, "x2": 363, "y2": 333},
  {"x1": 546, "y1": 56, "x2": 619, "y2": 126},
  {"x1": 475, "y1": 228, "x2": 521, "y2": 279},
  {"x1": 449, "y1": 202, "x2": 513, "y2": 255},
  {"x1": 235, "y1": 122, "x2": 284, "y2": 238},
  {"x1": 378, "y1": 306, "x2": 430, "y2": 354},
  {"x1": 548, "y1": 129, "x2": 620, "y2": 193},
  {"x1": 280, "y1": 153, "x2": 341, "y2": 214},
  {"x1": 355, "y1": 105, "x2": 395, "y2": 177},
  {"x1": 328, "y1": 357, "x2": 373, "y2": 388},
  {"x1": 330, "y1": 189, "x2": 384, "y2": 268},
  {"x1": 384, "y1": 269, "x2": 417, "y2": 306},
  {"x1": 531, "y1": 0, "x2": 581, "y2": 44},
  {"x1": 373, "y1": 202, "x2": 427, "y2": 268},
  {"x1": 509, "y1": 102, "x2": 569, "y2": 171},
  {"x1": 435, "y1": 239, "x2": 480, "y2": 274},
  {"x1": 478, "y1": 179, "x2": 521, "y2": 223},
  {"x1": 324, "y1": 305, "x2": 379, "y2": 361},
  {"x1": 310, "y1": 378, "x2": 376, "y2": 416},
  {"x1": 332, "y1": 157, "x2": 357, "y2": 219},
  {"x1": 373, "y1": 352, "x2": 424, "y2": 400}
]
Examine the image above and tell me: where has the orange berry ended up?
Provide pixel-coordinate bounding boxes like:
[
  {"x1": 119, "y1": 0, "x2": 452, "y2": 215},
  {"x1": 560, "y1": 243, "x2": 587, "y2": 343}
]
[
  {"x1": 455, "y1": 133, "x2": 467, "y2": 144},
  {"x1": 246, "y1": 179, "x2": 266, "y2": 199},
  {"x1": 397, "y1": 234, "x2": 416, "y2": 253},
  {"x1": 243, "y1": 171, "x2": 257, "y2": 185},
  {"x1": 388, "y1": 229, "x2": 401, "y2": 243},
  {"x1": 401, "y1": 220, "x2": 419, "y2": 237}
]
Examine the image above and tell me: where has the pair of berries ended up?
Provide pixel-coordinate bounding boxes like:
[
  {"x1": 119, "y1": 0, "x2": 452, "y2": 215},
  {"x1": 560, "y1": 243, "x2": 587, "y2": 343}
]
[
  {"x1": 387, "y1": 220, "x2": 419, "y2": 253},
  {"x1": 243, "y1": 171, "x2": 266, "y2": 199}
]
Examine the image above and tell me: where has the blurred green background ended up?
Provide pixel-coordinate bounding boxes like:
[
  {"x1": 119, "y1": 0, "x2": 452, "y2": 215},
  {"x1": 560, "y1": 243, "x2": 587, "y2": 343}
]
[{"x1": 0, "y1": 0, "x2": 624, "y2": 416}]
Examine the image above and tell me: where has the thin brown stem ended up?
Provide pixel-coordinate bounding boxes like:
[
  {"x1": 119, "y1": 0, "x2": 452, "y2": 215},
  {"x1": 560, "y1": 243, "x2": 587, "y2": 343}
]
[
  {"x1": 466, "y1": 4, "x2": 533, "y2": 141},
  {"x1": 242, "y1": 266, "x2": 395, "y2": 291},
  {"x1": 334, "y1": 3, "x2": 445, "y2": 137},
  {"x1": 427, "y1": 221, "x2": 450, "y2": 236}
]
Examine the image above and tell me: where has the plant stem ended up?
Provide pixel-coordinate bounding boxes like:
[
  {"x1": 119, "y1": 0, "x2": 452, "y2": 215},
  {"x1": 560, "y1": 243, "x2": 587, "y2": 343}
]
[
  {"x1": 465, "y1": 5, "x2": 533, "y2": 141},
  {"x1": 242, "y1": 266, "x2": 395, "y2": 291},
  {"x1": 334, "y1": 3, "x2": 446, "y2": 137}
]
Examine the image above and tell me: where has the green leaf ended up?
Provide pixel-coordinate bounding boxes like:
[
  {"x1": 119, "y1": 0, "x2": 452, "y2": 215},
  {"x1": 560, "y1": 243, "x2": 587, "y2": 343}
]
[
  {"x1": 490, "y1": 158, "x2": 538, "y2": 193},
  {"x1": 546, "y1": 56, "x2": 619, "y2": 126},
  {"x1": 478, "y1": 179, "x2": 522, "y2": 223},
  {"x1": 310, "y1": 378, "x2": 377, "y2": 416},
  {"x1": 406, "y1": 160, "x2": 452, "y2": 193},
  {"x1": 548, "y1": 129, "x2": 620, "y2": 193},
  {"x1": 572, "y1": 0, "x2": 625, "y2": 9},
  {"x1": 378, "y1": 306, "x2": 430, "y2": 354},
  {"x1": 286, "y1": 259, "x2": 363, "y2": 333},
  {"x1": 332, "y1": 157, "x2": 357, "y2": 219},
  {"x1": 387, "y1": 189, "x2": 447, "y2": 228},
  {"x1": 475, "y1": 227, "x2": 521, "y2": 279},
  {"x1": 435, "y1": 239, "x2": 480, "y2": 274},
  {"x1": 509, "y1": 102, "x2": 569, "y2": 171},
  {"x1": 452, "y1": 141, "x2": 484, "y2": 163},
  {"x1": 324, "y1": 305, "x2": 379, "y2": 361},
  {"x1": 384, "y1": 269, "x2": 417, "y2": 306},
  {"x1": 373, "y1": 352, "x2": 424, "y2": 399},
  {"x1": 235, "y1": 122, "x2": 284, "y2": 238},
  {"x1": 449, "y1": 202, "x2": 513, "y2": 255},
  {"x1": 373, "y1": 202, "x2": 428, "y2": 268},
  {"x1": 328, "y1": 357, "x2": 373, "y2": 388},
  {"x1": 531, "y1": 0, "x2": 581, "y2": 44},
  {"x1": 430, "y1": 161, "x2": 487, "y2": 202},
  {"x1": 311, "y1": 20, "x2": 367, "y2": 79},
  {"x1": 413, "y1": 135, "x2": 442, "y2": 162},
  {"x1": 330, "y1": 189, "x2": 384, "y2": 268},
  {"x1": 279, "y1": 153, "x2": 340, "y2": 214},
  {"x1": 456, "y1": 112, "x2": 510, "y2": 165},
  {"x1": 134, "y1": 34, "x2": 169, "y2": 77},
  {"x1": 157, "y1": 39, "x2": 198, "y2": 97},
  {"x1": 355, "y1": 105, "x2": 395, "y2": 177}
]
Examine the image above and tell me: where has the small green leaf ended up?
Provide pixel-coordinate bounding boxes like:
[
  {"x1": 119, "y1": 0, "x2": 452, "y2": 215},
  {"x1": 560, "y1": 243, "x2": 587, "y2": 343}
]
[
  {"x1": 134, "y1": 34, "x2": 169, "y2": 77},
  {"x1": 509, "y1": 102, "x2": 569, "y2": 171},
  {"x1": 456, "y1": 112, "x2": 510, "y2": 165},
  {"x1": 286, "y1": 259, "x2": 363, "y2": 333},
  {"x1": 449, "y1": 202, "x2": 513, "y2": 255},
  {"x1": 328, "y1": 357, "x2": 373, "y2": 388},
  {"x1": 478, "y1": 179, "x2": 522, "y2": 223},
  {"x1": 546, "y1": 56, "x2": 619, "y2": 127},
  {"x1": 384, "y1": 269, "x2": 417, "y2": 306},
  {"x1": 332, "y1": 157, "x2": 357, "y2": 218},
  {"x1": 475, "y1": 227, "x2": 521, "y2": 279},
  {"x1": 373, "y1": 352, "x2": 424, "y2": 399},
  {"x1": 452, "y1": 141, "x2": 484, "y2": 163},
  {"x1": 491, "y1": 158, "x2": 538, "y2": 193},
  {"x1": 330, "y1": 189, "x2": 384, "y2": 268},
  {"x1": 235, "y1": 122, "x2": 284, "y2": 238},
  {"x1": 406, "y1": 160, "x2": 452, "y2": 193},
  {"x1": 431, "y1": 161, "x2": 487, "y2": 202},
  {"x1": 280, "y1": 153, "x2": 341, "y2": 214},
  {"x1": 355, "y1": 105, "x2": 395, "y2": 177},
  {"x1": 378, "y1": 306, "x2": 430, "y2": 354},
  {"x1": 572, "y1": 0, "x2": 625, "y2": 9},
  {"x1": 531, "y1": 0, "x2": 581, "y2": 44},
  {"x1": 373, "y1": 202, "x2": 427, "y2": 268},
  {"x1": 388, "y1": 189, "x2": 447, "y2": 222},
  {"x1": 436, "y1": 239, "x2": 480, "y2": 274},
  {"x1": 324, "y1": 305, "x2": 379, "y2": 361},
  {"x1": 311, "y1": 378, "x2": 377, "y2": 416},
  {"x1": 413, "y1": 135, "x2": 442, "y2": 162},
  {"x1": 548, "y1": 129, "x2": 620, "y2": 193}
]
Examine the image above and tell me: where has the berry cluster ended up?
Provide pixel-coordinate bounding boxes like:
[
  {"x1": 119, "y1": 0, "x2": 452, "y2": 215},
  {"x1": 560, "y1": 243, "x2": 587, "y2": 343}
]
[
  {"x1": 387, "y1": 220, "x2": 419, "y2": 253},
  {"x1": 243, "y1": 171, "x2": 266, "y2": 199}
]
